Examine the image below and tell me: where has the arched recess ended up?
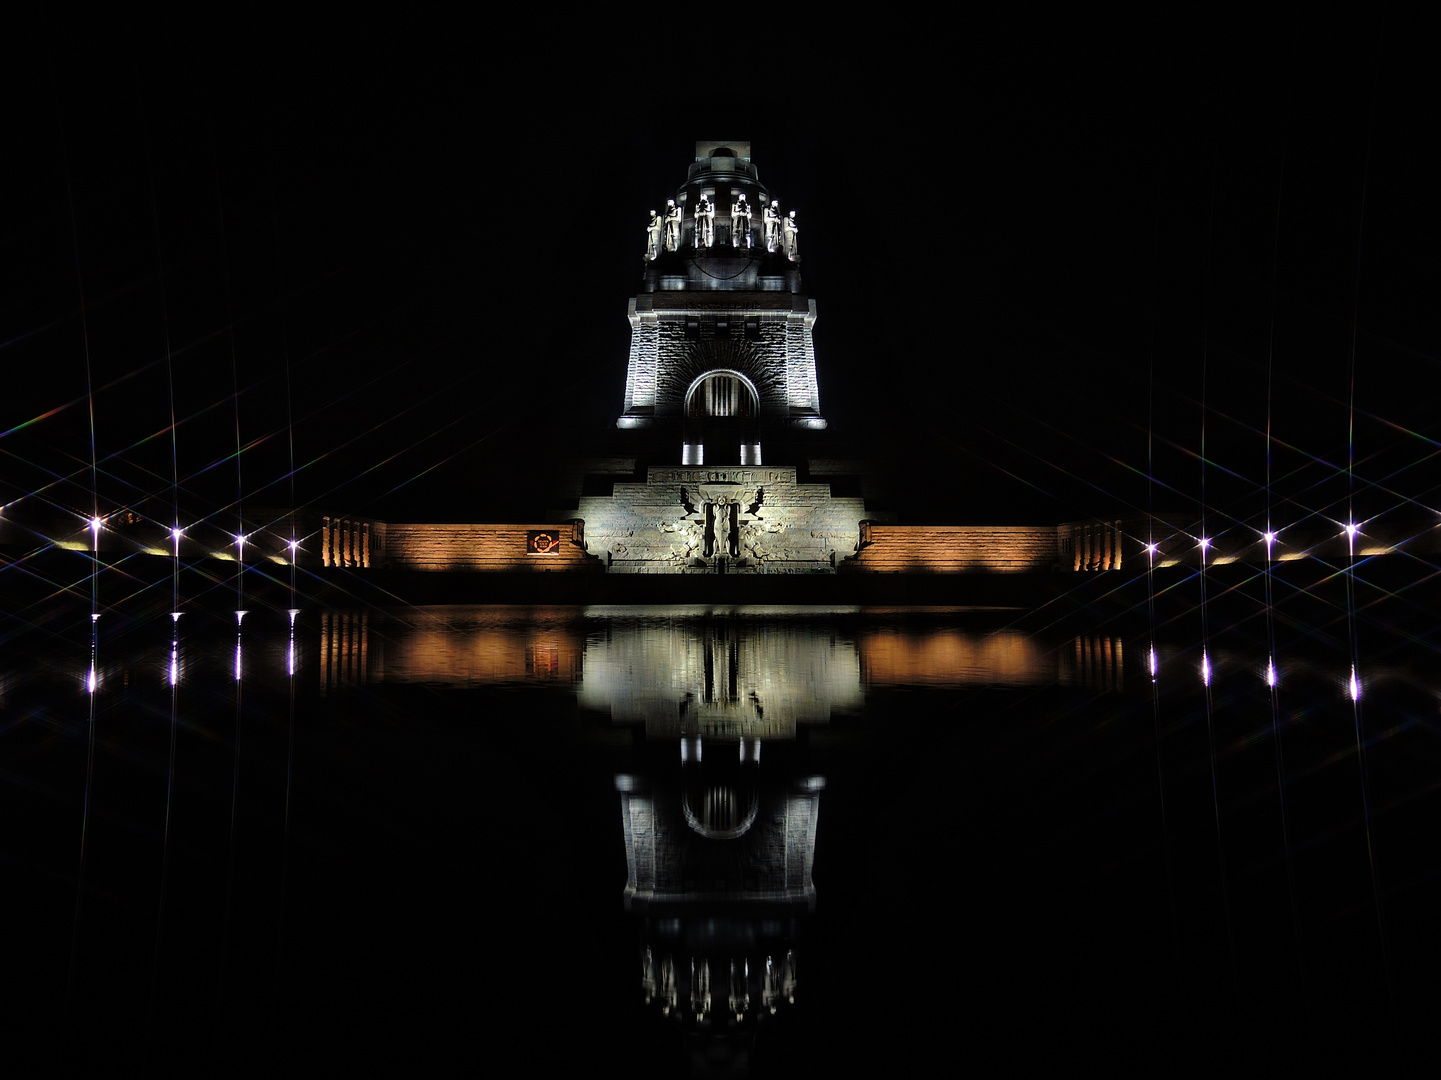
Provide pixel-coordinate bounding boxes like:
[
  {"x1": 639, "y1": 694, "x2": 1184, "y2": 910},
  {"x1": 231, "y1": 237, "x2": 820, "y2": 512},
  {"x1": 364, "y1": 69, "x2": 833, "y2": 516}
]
[
  {"x1": 682, "y1": 370, "x2": 763, "y2": 465},
  {"x1": 684, "y1": 369, "x2": 760, "y2": 420}
]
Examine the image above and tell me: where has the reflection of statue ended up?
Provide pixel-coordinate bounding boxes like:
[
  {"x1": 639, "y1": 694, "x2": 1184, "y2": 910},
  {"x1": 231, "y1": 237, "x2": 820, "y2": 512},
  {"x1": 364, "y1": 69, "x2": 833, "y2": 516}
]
[
  {"x1": 663, "y1": 199, "x2": 682, "y2": 252},
  {"x1": 730, "y1": 194, "x2": 752, "y2": 248},
  {"x1": 782, "y1": 209, "x2": 799, "y2": 261},
  {"x1": 694, "y1": 194, "x2": 715, "y2": 249},
  {"x1": 645, "y1": 211, "x2": 664, "y2": 261},
  {"x1": 763, "y1": 199, "x2": 780, "y2": 252}
]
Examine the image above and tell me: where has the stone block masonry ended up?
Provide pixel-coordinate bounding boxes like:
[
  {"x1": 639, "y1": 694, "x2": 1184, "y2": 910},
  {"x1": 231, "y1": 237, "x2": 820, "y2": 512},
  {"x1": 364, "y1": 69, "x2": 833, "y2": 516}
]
[
  {"x1": 620, "y1": 294, "x2": 822, "y2": 422},
  {"x1": 842, "y1": 524, "x2": 1061, "y2": 573},
  {"x1": 375, "y1": 523, "x2": 597, "y2": 572}
]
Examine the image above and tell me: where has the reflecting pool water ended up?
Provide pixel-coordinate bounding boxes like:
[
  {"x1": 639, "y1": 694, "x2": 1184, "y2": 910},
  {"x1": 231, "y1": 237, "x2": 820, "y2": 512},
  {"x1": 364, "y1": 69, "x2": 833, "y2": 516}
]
[{"x1": 4, "y1": 602, "x2": 1437, "y2": 1074}]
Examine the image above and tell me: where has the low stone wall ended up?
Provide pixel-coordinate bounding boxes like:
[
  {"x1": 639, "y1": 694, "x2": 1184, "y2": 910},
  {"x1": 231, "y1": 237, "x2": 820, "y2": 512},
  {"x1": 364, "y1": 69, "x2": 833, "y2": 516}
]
[
  {"x1": 380, "y1": 523, "x2": 598, "y2": 573},
  {"x1": 841, "y1": 524, "x2": 1060, "y2": 573}
]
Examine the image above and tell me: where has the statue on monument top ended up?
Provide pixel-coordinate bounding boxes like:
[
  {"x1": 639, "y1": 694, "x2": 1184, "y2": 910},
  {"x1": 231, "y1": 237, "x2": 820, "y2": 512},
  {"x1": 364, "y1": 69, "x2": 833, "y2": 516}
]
[
  {"x1": 763, "y1": 199, "x2": 781, "y2": 252},
  {"x1": 781, "y1": 209, "x2": 799, "y2": 262},
  {"x1": 664, "y1": 199, "x2": 683, "y2": 252},
  {"x1": 694, "y1": 193, "x2": 716, "y2": 249},
  {"x1": 645, "y1": 210, "x2": 664, "y2": 261},
  {"x1": 731, "y1": 193, "x2": 752, "y2": 248}
]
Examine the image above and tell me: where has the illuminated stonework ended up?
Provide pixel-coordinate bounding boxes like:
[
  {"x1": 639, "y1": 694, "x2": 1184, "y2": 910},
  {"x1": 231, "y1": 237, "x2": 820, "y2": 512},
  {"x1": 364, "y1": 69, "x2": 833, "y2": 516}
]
[
  {"x1": 618, "y1": 142, "x2": 826, "y2": 444},
  {"x1": 573, "y1": 142, "x2": 855, "y2": 573},
  {"x1": 577, "y1": 616, "x2": 864, "y2": 737},
  {"x1": 576, "y1": 465, "x2": 866, "y2": 573}
]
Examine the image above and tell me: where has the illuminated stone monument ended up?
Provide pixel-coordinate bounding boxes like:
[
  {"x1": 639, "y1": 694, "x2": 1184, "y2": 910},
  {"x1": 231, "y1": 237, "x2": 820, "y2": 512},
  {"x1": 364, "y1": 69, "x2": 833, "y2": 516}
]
[
  {"x1": 574, "y1": 141, "x2": 866, "y2": 574},
  {"x1": 296, "y1": 142, "x2": 1157, "y2": 582}
]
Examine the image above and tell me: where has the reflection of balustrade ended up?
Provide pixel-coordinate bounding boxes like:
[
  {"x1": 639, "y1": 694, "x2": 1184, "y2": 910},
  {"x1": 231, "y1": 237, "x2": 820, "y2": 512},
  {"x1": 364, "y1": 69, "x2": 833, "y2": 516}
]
[
  {"x1": 319, "y1": 610, "x2": 369, "y2": 693},
  {"x1": 1059, "y1": 635, "x2": 1125, "y2": 692}
]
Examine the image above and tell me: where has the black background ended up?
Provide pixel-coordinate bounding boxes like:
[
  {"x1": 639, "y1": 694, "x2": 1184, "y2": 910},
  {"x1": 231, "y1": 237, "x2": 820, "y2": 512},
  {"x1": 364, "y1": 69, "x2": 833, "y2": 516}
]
[{"x1": 7, "y1": 10, "x2": 1437, "y2": 531}]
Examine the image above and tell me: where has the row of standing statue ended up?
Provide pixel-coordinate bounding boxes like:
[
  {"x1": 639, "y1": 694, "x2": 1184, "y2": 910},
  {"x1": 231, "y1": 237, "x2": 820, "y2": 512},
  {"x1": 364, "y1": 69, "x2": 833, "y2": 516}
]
[{"x1": 645, "y1": 194, "x2": 798, "y2": 262}]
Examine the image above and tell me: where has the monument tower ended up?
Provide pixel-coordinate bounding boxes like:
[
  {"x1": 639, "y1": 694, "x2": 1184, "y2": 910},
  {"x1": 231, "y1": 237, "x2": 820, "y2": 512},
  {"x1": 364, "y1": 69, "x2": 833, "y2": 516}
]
[
  {"x1": 572, "y1": 142, "x2": 867, "y2": 574},
  {"x1": 619, "y1": 140, "x2": 826, "y2": 466}
]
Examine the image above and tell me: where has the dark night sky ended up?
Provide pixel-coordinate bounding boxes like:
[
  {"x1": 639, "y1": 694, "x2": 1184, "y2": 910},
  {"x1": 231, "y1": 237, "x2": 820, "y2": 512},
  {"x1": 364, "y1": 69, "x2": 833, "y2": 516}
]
[{"x1": 7, "y1": 11, "x2": 1437, "y2": 535}]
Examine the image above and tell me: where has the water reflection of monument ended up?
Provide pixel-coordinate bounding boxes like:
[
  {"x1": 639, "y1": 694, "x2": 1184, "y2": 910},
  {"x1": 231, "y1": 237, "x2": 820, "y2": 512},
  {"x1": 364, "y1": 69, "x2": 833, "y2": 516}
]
[
  {"x1": 614, "y1": 760, "x2": 820, "y2": 1038},
  {"x1": 318, "y1": 609, "x2": 1128, "y2": 696},
  {"x1": 315, "y1": 607, "x2": 1128, "y2": 1065},
  {"x1": 578, "y1": 617, "x2": 862, "y2": 738}
]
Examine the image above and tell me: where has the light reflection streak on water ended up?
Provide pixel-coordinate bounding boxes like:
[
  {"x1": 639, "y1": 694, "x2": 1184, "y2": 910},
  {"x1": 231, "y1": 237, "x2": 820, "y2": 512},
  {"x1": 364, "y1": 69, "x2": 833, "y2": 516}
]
[{"x1": 170, "y1": 612, "x2": 182, "y2": 687}]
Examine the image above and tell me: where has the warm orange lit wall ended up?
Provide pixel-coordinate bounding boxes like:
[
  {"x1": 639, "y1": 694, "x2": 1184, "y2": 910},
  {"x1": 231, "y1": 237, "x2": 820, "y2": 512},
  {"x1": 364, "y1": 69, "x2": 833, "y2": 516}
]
[
  {"x1": 841, "y1": 525, "x2": 1060, "y2": 573},
  {"x1": 380, "y1": 524, "x2": 598, "y2": 572}
]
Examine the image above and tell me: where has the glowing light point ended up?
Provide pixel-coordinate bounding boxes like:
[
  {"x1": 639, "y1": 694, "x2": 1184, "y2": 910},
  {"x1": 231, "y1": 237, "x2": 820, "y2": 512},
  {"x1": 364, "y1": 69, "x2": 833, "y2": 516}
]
[
  {"x1": 1199, "y1": 536, "x2": 1210, "y2": 552},
  {"x1": 171, "y1": 612, "x2": 182, "y2": 622},
  {"x1": 1266, "y1": 656, "x2": 1277, "y2": 687},
  {"x1": 1345, "y1": 522, "x2": 1358, "y2": 539},
  {"x1": 1146, "y1": 542, "x2": 1158, "y2": 557},
  {"x1": 288, "y1": 608, "x2": 300, "y2": 626},
  {"x1": 1263, "y1": 530, "x2": 1275, "y2": 549},
  {"x1": 90, "y1": 613, "x2": 101, "y2": 623},
  {"x1": 289, "y1": 538, "x2": 300, "y2": 561},
  {"x1": 235, "y1": 610, "x2": 248, "y2": 625},
  {"x1": 87, "y1": 667, "x2": 97, "y2": 694},
  {"x1": 1201, "y1": 651, "x2": 1212, "y2": 686},
  {"x1": 1148, "y1": 645, "x2": 1157, "y2": 679},
  {"x1": 1349, "y1": 665, "x2": 1360, "y2": 702}
]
